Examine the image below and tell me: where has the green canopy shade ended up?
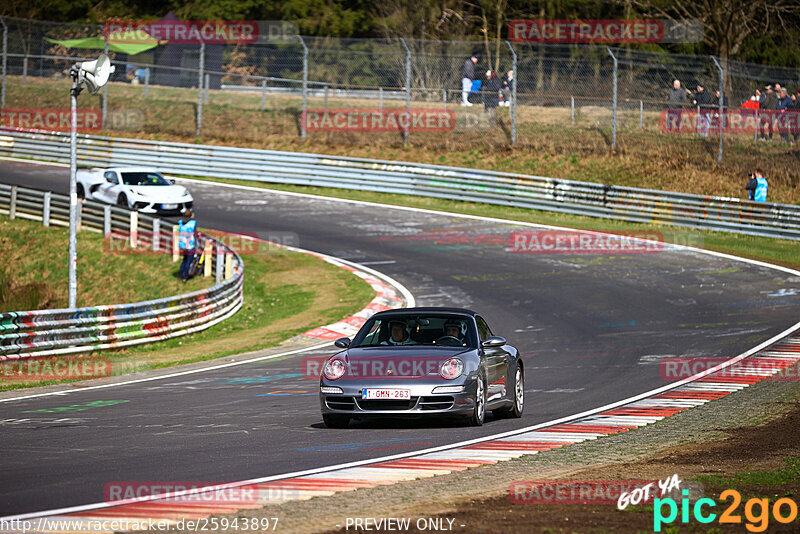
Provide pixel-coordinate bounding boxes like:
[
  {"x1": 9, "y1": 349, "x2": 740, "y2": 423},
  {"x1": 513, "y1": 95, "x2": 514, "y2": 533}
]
[{"x1": 46, "y1": 35, "x2": 158, "y2": 55}]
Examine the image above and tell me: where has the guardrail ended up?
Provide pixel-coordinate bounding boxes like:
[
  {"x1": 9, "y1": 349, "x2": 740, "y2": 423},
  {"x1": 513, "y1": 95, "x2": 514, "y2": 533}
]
[
  {"x1": 1, "y1": 129, "x2": 800, "y2": 240},
  {"x1": 0, "y1": 183, "x2": 244, "y2": 361}
]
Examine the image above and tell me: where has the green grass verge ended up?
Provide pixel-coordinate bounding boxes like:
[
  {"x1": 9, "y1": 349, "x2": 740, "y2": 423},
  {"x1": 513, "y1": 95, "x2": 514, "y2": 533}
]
[
  {"x1": 187, "y1": 176, "x2": 800, "y2": 271},
  {"x1": 0, "y1": 217, "x2": 375, "y2": 391}
]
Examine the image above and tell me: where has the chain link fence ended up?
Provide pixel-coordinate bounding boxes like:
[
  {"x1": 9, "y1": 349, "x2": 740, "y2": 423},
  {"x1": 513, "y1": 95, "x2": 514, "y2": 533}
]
[{"x1": 1, "y1": 16, "x2": 799, "y2": 161}]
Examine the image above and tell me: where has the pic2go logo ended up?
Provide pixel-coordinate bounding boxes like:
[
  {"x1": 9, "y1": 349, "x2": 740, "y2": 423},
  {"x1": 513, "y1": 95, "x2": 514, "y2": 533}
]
[{"x1": 654, "y1": 489, "x2": 799, "y2": 532}]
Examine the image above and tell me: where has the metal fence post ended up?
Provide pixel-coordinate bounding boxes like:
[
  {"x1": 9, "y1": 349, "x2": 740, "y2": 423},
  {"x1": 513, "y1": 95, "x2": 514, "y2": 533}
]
[
  {"x1": 130, "y1": 210, "x2": 138, "y2": 249},
  {"x1": 152, "y1": 218, "x2": 160, "y2": 252},
  {"x1": 102, "y1": 36, "x2": 109, "y2": 129},
  {"x1": 711, "y1": 55, "x2": 724, "y2": 163},
  {"x1": 571, "y1": 96, "x2": 575, "y2": 125},
  {"x1": 204, "y1": 73, "x2": 210, "y2": 104},
  {"x1": 298, "y1": 35, "x2": 308, "y2": 141},
  {"x1": 9, "y1": 185, "x2": 16, "y2": 220},
  {"x1": 505, "y1": 41, "x2": 517, "y2": 147},
  {"x1": 43, "y1": 191, "x2": 51, "y2": 226},
  {"x1": 203, "y1": 239, "x2": 212, "y2": 277},
  {"x1": 607, "y1": 47, "x2": 618, "y2": 151},
  {"x1": 196, "y1": 41, "x2": 205, "y2": 137},
  {"x1": 400, "y1": 38, "x2": 411, "y2": 145},
  {"x1": 443, "y1": 88, "x2": 447, "y2": 111},
  {"x1": 104, "y1": 205, "x2": 111, "y2": 236},
  {"x1": 23, "y1": 55, "x2": 28, "y2": 85},
  {"x1": 324, "y1": 84, "x2": 328, "y2": 111},
  {"x1": 1, "y1": 16, "x2": 7, "y2": 110},
  {"x1": 639, "y1": 100, "x2": 643, "y2": 129},
  {"x1": 379, "y1": 87, "x2": 383, "y2": 112},
  {"x1": 215, "y1": 243, "x2": 224, "y2": 283},
  {"x1": 144, "y1": 67, "x2": 149, "y2": 98},
  {"x1": 261, "y1": 79, "x2": 267, "y2": 110}
]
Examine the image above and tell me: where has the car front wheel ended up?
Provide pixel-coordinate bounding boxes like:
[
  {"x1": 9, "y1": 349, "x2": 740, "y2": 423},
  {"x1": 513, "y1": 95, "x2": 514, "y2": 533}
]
[
  {"x1": 494, "y1": 365, "x2": 524, "y2": 419},
  {"x1": 466, "y1": 372, "x2": 486, "y2": 426},
  {"x1": 117, "y1": 194, "x2": 128, "y2": 209}
]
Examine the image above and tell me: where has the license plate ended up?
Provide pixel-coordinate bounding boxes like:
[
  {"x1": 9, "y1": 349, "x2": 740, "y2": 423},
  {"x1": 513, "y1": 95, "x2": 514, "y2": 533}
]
[
  {"x1": 162, "y1": 203, "x2": 178, "y2": 209},
  {"x1": 362, "y1": 388, "x2": 410, "y2": 400}
]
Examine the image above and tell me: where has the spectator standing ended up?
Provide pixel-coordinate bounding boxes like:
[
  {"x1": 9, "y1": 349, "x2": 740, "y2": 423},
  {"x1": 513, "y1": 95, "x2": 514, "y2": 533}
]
[
  {"x1": 177, "y1": 209, "x2": 197, "y2": 281},
  {"x1": 666, "y1": 79, "x2": 687, "y2": 131},
  {"x1": 745, "y1": 169, "x2": 768, "y2": 202},
  {"x1": 776, "y1": 87, "x2": 793, "y2": 142},
  {"x1": 461, "y1": 55, "x2": 478, "y2": 106},
  {"x1": 692, "y1": 84, "x2": 713, "y2": 137},
  {"x1": 501, "y1": 70, "x2": 514, "y2": 107},
  {"x1": 760, "y1": 85, "x2": 778, "y2": 140},
  {"x1": 482, "y1": 70, "x2": 502, "y2": 121}
]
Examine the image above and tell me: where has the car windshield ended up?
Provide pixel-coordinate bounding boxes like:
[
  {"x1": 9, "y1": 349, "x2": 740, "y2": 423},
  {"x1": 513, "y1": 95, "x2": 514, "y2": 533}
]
[
  {"x1": 350, "y1": 314, "x2": 478, "y2": 348},
  {"x1": 121, "y1": 172, "x2": 170, "y2": 186}
]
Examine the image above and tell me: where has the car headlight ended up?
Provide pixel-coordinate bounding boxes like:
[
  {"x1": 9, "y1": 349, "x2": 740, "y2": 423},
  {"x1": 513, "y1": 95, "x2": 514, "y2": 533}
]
[
  {"x1": 323, "y1": 359, "x2": 346, "y2": 380},
  {"x1": 440, "y1": 358, "x2": 464, "y2": 380}
]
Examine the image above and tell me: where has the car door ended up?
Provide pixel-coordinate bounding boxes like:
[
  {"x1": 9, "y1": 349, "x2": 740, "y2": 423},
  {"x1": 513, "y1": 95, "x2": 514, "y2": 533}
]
[
  {"x1": 95, "y1": 171, "x2": 120, "y2": 204},
  {"x1": 476, "y1": 316, "x2": 509, "y2": 403}
]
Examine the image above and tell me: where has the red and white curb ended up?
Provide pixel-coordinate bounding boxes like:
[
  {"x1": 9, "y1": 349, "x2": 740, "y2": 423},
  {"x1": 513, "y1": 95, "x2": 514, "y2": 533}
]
[
  {"x1": 299, "y1": 255, "x2": 406, "y2": 341},
  {"x1": 5, "y1": 331, "x2": 799, "y2": 532}
]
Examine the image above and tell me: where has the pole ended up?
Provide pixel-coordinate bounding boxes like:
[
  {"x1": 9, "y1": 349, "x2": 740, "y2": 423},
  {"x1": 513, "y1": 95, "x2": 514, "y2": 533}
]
[
  {"x1": 399, "y1": 39, "x2": 411, "y2": 145},
  {"x1": 23, "y1": 55, "x2": 28, "y2": 85},
  {"x1": 607, "y1": 47, "x2": 618, "y2": 151},
  {"x1": 204, "y1": 73, "x2": 209, "y2": 104},
  {"x1": 196, "y1": 41, "x2": 205, "y2": 137},
  {"x1": 1, "y1": 16, "x2": 7, "y2": 110},
  {"x1": 571, "y1": 96, "x2": 575, "y2": 125},
  {"x1": 297, "y1": 36, "x2": 308, "y2": 141},
  {"x1": 379, "y1": 87, "x2": 383, "y2": 112},
  {"x1": 324, "y1": 84, "x2": 328, "y2": 111},
  {"x1": 144, "y1": 67, "x2": 150, "y2": 98},
  {"x1": 443, "y1": 88, "x2": 446, "y2": 111},
  {"x1": 639, "y1": 100, "x2": 643, "y2": 129},
  {"x1": 261, "y1": 79, "x2": 267, "y2": 110},
  {"x1": 711, "y1": 56, "x2": 724, "y2": 164},
  {"x1": 102, "y1": 37, "x2": 109, "y2": 129},
  {"x1": 68, "y1": 80, "x2": 79, "y2": 309},
  {"x1": 505, "y1": 41, "x2": 517, "y2": 147}
]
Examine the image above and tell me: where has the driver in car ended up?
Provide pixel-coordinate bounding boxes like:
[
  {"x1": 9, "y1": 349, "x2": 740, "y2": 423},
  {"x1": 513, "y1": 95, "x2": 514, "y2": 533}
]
[
  {"x1": 382, "y1": 319, "x2": 414, "y2": 345},
  {"x1": 438, "y1": 319, "x2": 466, "y2": 346}
]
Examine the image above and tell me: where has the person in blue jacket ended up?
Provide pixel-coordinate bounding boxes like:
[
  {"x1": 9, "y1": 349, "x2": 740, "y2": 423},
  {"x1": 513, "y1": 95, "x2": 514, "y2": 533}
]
[
  {"x1": 745, "y1": 169, "x2": 768, "y2": 202},
  {"x1": 178, "y1": 209, "x2": 197, "y2": 281}
]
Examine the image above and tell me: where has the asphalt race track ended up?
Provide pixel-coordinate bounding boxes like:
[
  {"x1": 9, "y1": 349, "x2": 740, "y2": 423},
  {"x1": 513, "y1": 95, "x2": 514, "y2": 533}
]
[{"x1": 1, "y1": 159, "x2": 799, "y2": 516}]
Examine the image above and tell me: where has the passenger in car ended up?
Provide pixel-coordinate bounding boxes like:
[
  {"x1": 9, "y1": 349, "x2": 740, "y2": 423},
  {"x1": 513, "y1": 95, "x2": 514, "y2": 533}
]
[{"x1": 382, "y1": 319, "x2": 415, "y2": 345}]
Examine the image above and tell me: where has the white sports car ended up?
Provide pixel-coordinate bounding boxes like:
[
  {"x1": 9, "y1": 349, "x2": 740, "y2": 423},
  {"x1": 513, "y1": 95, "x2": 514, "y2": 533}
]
[{"x1": 76, "y1": 167, "x2": 193, "y2": 216}]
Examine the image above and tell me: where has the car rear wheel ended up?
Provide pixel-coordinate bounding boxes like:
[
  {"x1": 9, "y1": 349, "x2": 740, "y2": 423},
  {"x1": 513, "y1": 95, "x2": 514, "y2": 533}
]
[
  {"x1": 494, "y1": 365, "x2": 524, "y2": 419},
  {"x1": 77, "y1": 184, "x2": 85, "y2": 199},
  {"x1": 322, "y1": 414, "x2": 350, "y2": 428},
  {"x1": 466, "y1": 372, "x2": 486, "y2": 426}
]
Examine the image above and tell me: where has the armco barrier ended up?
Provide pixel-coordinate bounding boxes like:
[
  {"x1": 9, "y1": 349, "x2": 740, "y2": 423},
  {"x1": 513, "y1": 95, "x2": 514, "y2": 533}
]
[
  {"x1": 0, "y1": 183, "x2": 243, "y2": 361},
  {"x1": 1, "y1": 130, "x2": 800, "y2": 240}
]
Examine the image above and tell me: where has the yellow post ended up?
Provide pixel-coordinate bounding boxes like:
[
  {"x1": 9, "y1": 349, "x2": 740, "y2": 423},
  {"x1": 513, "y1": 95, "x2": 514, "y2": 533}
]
[
  {"x1": 225, "y1": 253, "x2": 232, "y2": 280},
  {"x1": 172, "y1": 225, "x2": 179, "y2": 262},
  {"x1": 203, "y1": 239, "x2": 212, "y2": 277}
]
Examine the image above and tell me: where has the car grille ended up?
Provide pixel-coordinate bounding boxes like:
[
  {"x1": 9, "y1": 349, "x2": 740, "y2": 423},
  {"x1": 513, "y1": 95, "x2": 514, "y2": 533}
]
[
  {"x1": 356, "y1": 397, "x2": 419, "y2": 411},
  {"x1": 325, "y1": 396, "x2": 356, "y2": 411},
  {"x1": 418, "y1": 396, "x2": 455, "y2": 410}
]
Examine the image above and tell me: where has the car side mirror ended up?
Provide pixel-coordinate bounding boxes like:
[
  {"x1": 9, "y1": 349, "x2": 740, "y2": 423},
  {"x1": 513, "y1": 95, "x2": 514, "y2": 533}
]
[
  {"x1": 105, "y1": 176, "x2": 115, "y2": 183},
  {"x1": 334, "y1": 337, "x2": 351, "y2": 349},
  {"x1": 169, "y1": 179, "x2": 176, "y2": 184},
  {"x1": 481, "y1": 336, "x2": 506, "y2": 348}
]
